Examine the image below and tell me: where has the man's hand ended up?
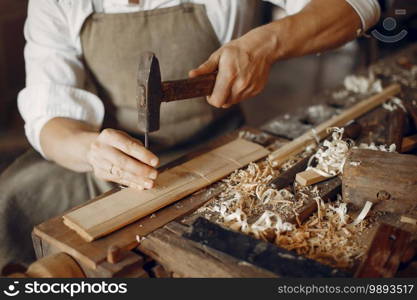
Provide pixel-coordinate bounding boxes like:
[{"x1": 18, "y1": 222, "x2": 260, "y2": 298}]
[
  {"x1": 87, "y1": 129, "x2": 159, "y2": 190},
  {"x1": 40, "y1": 118, "x2": 159, "y2": 191},
  {"x1": 189, "y1": 26, "x2": 276, "y2": 109},
  {"x1": 190, "y1": 0, "x2": 362, "y2": 109}
]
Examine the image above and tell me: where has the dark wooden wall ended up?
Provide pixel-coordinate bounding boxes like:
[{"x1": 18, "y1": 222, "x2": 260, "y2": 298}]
[
  {"x1": 0, "y1": 0, "x2": 27, "y2": 131},
  {"x1": 0, "y1": 0, "x2": 28, "y2": 171}
]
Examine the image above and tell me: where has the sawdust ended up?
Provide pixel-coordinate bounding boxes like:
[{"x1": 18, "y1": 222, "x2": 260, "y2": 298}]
[
  {"x1": 307, "y1": 127, "x2": 353, "y2": 178},
  {"x1": 344, "y1": 73, "x2": 383, "y2": 94},
  {"x1": 382, "y1": 97, "x2": 407, "y2": 112},
  {"x1": 198, "y1": 157, "x2": 369, "y2": 269}
]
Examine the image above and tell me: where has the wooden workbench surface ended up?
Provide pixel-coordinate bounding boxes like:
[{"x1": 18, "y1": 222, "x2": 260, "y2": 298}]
[{"x1": 33, "y1": 44, "x2": 417, "y2": 278}]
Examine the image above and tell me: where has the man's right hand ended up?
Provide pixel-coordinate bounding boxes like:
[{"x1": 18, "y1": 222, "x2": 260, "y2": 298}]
[{"x1": 87, "y1": 129, "x2": 159, "y2": 190}]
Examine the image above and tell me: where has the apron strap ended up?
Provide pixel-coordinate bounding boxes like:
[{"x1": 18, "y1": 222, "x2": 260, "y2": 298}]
[
  {"x1": 93, "y1": 1, "x2": 191, "y2": 13},
  {"x1": 92, "y1": 0, "x2": 104, "y2": 13}
]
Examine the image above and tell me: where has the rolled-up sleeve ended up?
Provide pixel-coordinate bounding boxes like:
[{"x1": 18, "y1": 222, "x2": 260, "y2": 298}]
[
  {"x1": 18, "y1": 0, "x2": 104, "y2": 157},
  {"x1": 266, "y1": 0, "x2": 381, "y2": 31},
  {"x1": 345, "y1": 0, "x2": 381, "y2": 31}
]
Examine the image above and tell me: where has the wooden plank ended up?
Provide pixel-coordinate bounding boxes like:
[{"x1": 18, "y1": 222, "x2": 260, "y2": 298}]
[
  {"x1": 63, "y1": 139, "x2": 269, "y2": 242},
  {"x1": 401, "y1": 134, "x2": 417, "y2": 153},
  {"x1": 34, "y1": 181, "x2": 225, "y2": 269},
  {"x1": 403, "y1": 100, "x2": 417, "y2": 130},
  {"x1": 269, "y1": 84, "x2": 401, "y2": 166},
  {"x1": 355, "y1": 223, "x2": 411, "y2": 278},
  {"x1": 183, "y1": 218, "x2": 349, "y2": 277},
  {"x1": 138, "y1": 222, "x2": 277, "y2": 278},
  {"x1": 342, "y1": 149, "x2": 417, "y2": 214},
  {"x1": 295, "y1": 169, "x2": 328, "y2": 186},
  {"x1": 287, "y1": 177, "x2": 342, "y2": 224},
  {"x1": 269, "y1": 156, "x2": 310, "y2": 189},
  {"x1": 387, "y1": 108, "x2": 407, "y2": 152},
  {"x1": 268, "y1": 121, "x2": 361, "y2": 190},
  {"x1": 32, "y1": 129, "x2": 249, "y2": 270}
]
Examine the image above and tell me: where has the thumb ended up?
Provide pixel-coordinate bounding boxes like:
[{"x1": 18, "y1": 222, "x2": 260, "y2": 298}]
[{"x1": 189, "y1": 53, "x2": 220, "y2": 78}]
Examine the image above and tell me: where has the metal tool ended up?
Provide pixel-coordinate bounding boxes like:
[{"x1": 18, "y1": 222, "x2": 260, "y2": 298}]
[{"x1": 137, "y1": 52, "x2": 217, "y2": 149}]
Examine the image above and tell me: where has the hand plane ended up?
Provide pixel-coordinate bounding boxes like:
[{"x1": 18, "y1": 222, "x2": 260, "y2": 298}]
[{"x1": 137, "y1": 52, "x2": 217, "y2": 148}]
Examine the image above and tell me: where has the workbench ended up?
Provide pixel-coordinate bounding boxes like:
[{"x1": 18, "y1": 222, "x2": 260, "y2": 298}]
[{"x1": 31, "y1": 44, "x2": 417, "y2": 278}]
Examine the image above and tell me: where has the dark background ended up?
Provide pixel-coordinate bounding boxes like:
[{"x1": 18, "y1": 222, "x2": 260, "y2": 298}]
[{"x1": 0, "y1": 0, "x2": 416, "y2": 172}]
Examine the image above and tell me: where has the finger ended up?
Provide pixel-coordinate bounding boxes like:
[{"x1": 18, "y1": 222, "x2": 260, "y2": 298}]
[
  {"x1": 103, "y1": 164, "x2": 155, "y2": 190},
  {"x1": 208, "y1": 68, "x2": 235, "y2": 108},
  {"x1": 94, "y1": 168, "x2": 147, "y2": 191},
  {"x1": 222, "y1": 104, "x2": 233, "y2": 109},
  {"x1": 92, "y1": 143, "x2": 158, "y2": 180},
  {"x1": 227, "y1": 78, "x2": 249, "y2": 107},
  {"x1": 92, "y1": 157, "x2": 155, "y2": 190},
  {"x1": 189, "y1": 53, "x2": 220, "y2": 78},
  {"x1": 100, "y1": 129, "x2": 159, "y2": 167}
]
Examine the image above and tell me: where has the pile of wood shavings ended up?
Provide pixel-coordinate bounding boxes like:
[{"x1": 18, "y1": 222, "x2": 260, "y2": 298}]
[
  {"x1": 198, "y1": 160, "x2": 302, "y2": 238},
  {"x1": 307, "y1": 127, "x2": 397, "y2": 177},
  {"x1": 382, "y1": 97, "x2": 407, "y2": 112},
  {"x1": 343, "y1": 73, "x2": 383, "y2": 94},
  {"x1": 307, "y1": 127, "x2": 353, "y2": 177},
  {"x1": 276, "y1": 195, "x2": 368, "y2": 269},
  {"x1": 199, "y1": 159, "x2": 369, "y2": 269}
]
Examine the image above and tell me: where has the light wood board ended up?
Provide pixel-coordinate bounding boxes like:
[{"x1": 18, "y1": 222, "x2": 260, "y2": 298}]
[
  {"x1": 269, "y1": 84, "x2": 401, "y2": 166},
  {"x1": 295, "y1": 169, "x2": 328, "y2": 186},
  {"x1": 63, "y1": 139, "x2": 269, "y2": 242}
]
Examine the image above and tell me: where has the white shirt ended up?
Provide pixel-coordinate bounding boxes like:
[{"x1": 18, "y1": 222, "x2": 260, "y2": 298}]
[{"x1": 18, "y1": 0, "x2": 381, "y2": 156}]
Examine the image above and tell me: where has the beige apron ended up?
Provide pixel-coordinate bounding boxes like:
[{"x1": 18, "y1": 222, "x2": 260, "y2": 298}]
[
  {"x1": 82, "y1": 0, "x2": 241, "y2": 151},
  {"x1": 0, "y1": 2, "x2": 243, "y2": 269}
]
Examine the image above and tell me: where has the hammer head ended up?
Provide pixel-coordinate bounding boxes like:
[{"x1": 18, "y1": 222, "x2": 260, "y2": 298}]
[{"x1": 137, "y1": 52, "x2": 163, "y2": 133}]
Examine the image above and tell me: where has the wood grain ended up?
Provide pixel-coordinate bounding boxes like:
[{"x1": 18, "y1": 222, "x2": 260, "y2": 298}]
[
  {"x1": 269, "y1": 84, "x2": 401, "y2": 166},
  {"x1": 355, "y1": 223, "x2": 411, "y2": 278},
  {"x1": 342, "y1": 149, "x2": 417, "y2": 214},
  {"x1": 295, "y1": 169, "x2": 328, "y2": 186},
  {"x1": 387, "y1": 108, "x2": 406, "y2": 152},
  {"x1": 63, "y1": 139, "x2": 269, "y2": 242},
  {"x1": 401, "y1": 134, "x2": 417, "y2": 153}
]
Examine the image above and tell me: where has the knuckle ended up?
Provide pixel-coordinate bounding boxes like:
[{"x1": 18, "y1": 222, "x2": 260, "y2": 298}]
[
  {"x1": 208, "y1": 97, "x2": 222, "y2": 108},
  {"x1": 221, "y1": 67, "x2": 236, "y2": 80},
  {"x1": 135, "y1": 166, "x2": 148, "y2": 177},
  {"x1": 100, "y1": 128, "x2": 115, "y2": 141},
  {"x1": 125, "y1": 139, "x2": 138, "y2": 154},
  {"x1": 90, "y1": 140, "x2": 101, "y2": 152},
  {"x1": 223, "y1": 45, "x2": 237, "y2": 55},
  {"x1": 235, "y1": 79, "x2": 248, "y2": 93},
  {"x1": 115, "y1": 156, "x2": 127, "y2": 169}
]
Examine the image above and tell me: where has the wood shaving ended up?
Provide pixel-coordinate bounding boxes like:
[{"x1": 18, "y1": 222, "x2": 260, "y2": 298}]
[
  {"x1": 136, "y1": 235, "x2": 146, "y2": 243},
  {"x1": 352, "y1": 201, "x2": 373, "y2": 226},
  {"x1": 400, "y1": 216, "x2": 417, "y2": 225},
  {"x1": 356, "y1": 142, "x2": 397, "y2": 152},
  {"x1": 199, "y1": 158, "x2": 369, "y2": 269},
  {"x1": 382, "y1": 97, "x2": 407, "y2": 112},
  {"x1": 238, "y1": 130, "x2": 270, "y2": 145},
  {"x1": 307, "y1": 127, "x2": 353, "y2": 177},
  {"x1": 199, "y1": 160, "x2": 300, "y2": 237},
  {"x1": 344, "y1": 73, "x2": 383, "y2": 94},
  {"x1": 275, "y1": 197, "x2": 368, "y2": 269},
  {"x1": 371, "y1": 62, "x2": 417, "y2": 88}
]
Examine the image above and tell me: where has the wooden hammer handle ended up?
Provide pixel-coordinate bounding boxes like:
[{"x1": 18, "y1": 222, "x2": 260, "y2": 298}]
[{"x1": 161, "y1": 73, "x2": 217, "y2": 102}]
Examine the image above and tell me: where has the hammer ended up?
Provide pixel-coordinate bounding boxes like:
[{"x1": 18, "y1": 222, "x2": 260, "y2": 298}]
[{"x1": 137, "y1": 52, "x2": 217, "y2": 148}]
